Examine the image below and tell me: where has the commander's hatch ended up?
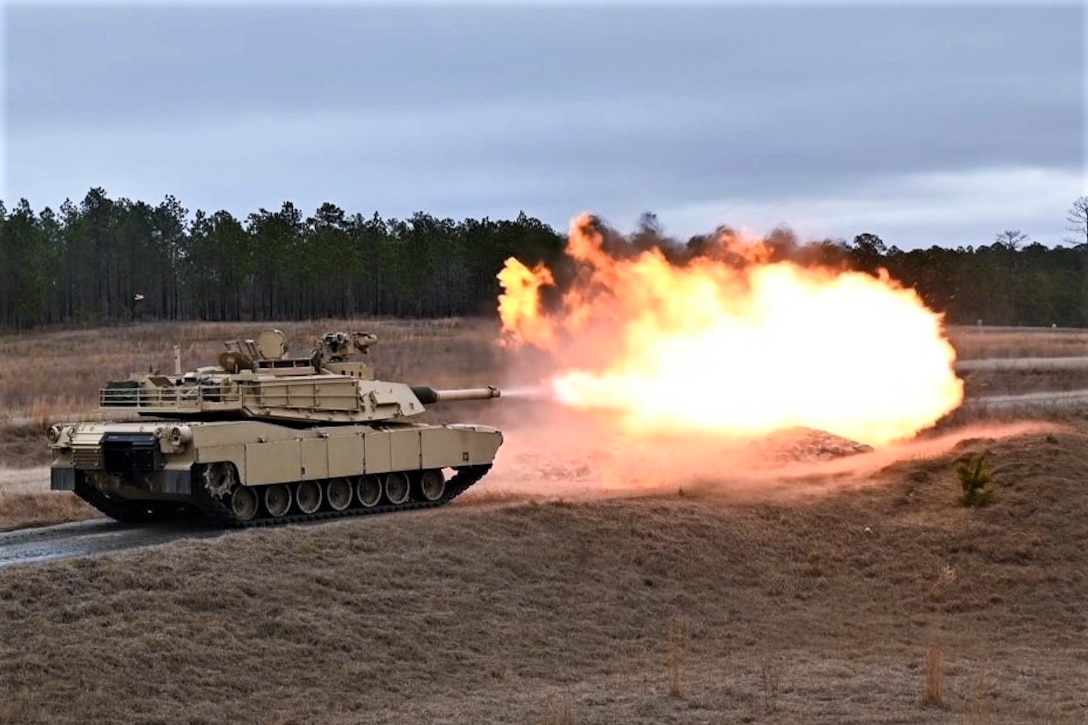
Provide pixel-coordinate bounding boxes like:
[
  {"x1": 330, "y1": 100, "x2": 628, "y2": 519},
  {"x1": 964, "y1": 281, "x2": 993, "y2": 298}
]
[{"x1": 228, "y1": 329, "x2": 316, "y2": 375}]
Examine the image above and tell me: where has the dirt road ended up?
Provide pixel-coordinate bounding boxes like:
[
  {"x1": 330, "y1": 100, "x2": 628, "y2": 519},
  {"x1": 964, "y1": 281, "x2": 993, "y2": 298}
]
[{"x1": 0, "y1": 517, "x2": 228, "y2": 568}]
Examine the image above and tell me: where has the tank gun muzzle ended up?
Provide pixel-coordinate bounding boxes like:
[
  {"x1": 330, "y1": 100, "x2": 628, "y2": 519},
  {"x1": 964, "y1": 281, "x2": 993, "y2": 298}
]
[{"x1": 411, "y1": 386, "x2": 501, "y2": 404}]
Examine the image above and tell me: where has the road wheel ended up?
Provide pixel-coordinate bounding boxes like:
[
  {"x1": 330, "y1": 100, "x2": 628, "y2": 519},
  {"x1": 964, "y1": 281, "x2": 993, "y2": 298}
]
[
  {"x1": 384, "y1": 472, "x2": 410, "y2": 505},
  {"x1": 296, "y1": 481, "x2": 323, "y2": 514},
  {"x1": 357, "y1": 475, "x2": 382, "y2": 508},
  {"x1": 326, "y1": 477, "x2": 352, "y2": 511},
  {"x1": 231, "y1": 487, "x2": 258, "y2": 521},
  {"x1": 418, "y1": 469, "x2": 446, "y2": 502},
  {"x1": 264, "y1": 484, "x2": 291, "y2": 517}
]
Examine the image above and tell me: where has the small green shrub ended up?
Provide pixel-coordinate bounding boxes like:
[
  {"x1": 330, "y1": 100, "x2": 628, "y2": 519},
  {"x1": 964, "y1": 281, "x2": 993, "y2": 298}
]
[{"x1": 956, "y1": 452, "x2": 993, "y2": 507}]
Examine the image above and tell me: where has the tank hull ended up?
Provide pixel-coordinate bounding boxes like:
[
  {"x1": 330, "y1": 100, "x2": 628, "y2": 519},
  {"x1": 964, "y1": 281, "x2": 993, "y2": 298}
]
[{"x1": 49, "y1": 419, "x2": 502, "y2": 526}]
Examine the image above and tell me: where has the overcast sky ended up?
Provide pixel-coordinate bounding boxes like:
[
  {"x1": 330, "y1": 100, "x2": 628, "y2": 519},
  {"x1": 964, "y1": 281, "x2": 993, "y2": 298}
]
[{"x1": 4, "y1": 1, "x2": 1085, "y2": 250}]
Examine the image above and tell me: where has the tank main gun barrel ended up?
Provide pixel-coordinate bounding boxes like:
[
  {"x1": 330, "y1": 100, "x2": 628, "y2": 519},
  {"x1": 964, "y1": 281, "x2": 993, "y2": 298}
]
[{"x1": 411, "y1": 386, "x2": 501, "y2": 404}]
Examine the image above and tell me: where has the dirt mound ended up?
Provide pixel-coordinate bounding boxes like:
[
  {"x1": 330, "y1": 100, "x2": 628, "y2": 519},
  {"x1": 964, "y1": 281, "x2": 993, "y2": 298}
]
[{"x1": 748, "y1": 427, "x2": 875, "y2": 463}]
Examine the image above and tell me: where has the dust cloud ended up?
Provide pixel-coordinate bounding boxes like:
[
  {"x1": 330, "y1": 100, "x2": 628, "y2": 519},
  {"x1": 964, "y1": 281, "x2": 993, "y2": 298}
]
[{"x1": 468, "y1": 387, "x2": 1058, "y2": 504}]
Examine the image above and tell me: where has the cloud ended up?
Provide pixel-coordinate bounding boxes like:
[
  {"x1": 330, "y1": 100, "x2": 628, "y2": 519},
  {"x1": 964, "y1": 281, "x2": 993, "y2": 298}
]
[
  {"x1": 627, "y1": 166, "x2": 1083, "y2": 248},
  {"x1": 4, "y1": 4, "x2": 1084, "y2": 249}
]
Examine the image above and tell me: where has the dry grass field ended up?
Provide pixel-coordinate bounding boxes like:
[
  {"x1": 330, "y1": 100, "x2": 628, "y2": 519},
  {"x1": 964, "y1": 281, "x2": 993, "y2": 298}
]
[
  {"x1": 0, "y1": 320, "x2": 1086, "y2": 723},
  {"x1": 949, "y1": 325, "x2": 1088, "y2": 359},
  {"x1": 950, "y1": 326, "x2": 1088, "y2": 398}
]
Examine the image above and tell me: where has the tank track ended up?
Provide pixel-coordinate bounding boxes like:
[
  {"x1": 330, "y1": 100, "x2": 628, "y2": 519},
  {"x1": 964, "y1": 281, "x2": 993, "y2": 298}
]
[{"x1": 192, "y1": 465, "x2": 492, "y2": 528}]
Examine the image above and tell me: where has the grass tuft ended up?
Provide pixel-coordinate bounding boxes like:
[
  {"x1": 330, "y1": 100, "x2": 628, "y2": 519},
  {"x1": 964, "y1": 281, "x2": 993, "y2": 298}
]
[
  {"x1": 536, "y1": 697, "x2": 577, "y2": 725},
  {"x1": 760, "y1": 656, "x2": 780, "y2": 713},
  {"x1": 956, "y1": 452, "x2": 994, "y2": 507},
  {"x1": 666, "y1": 617, "x2": 687, "y2": 698},
  {"x1": 921, "y1": 635, "x2": 944, "y2": 708},
  {"x1": 965, "y1": 669, "x2": 991, "y2": 725}
]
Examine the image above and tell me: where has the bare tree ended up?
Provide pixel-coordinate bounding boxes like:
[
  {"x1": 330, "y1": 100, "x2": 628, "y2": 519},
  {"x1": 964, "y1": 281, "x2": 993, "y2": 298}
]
[
  {"x1": 1067, "y1": 195, "x2": 1088, "y2": 246},
  {"x1": 994, "y1": 229, "x2": 1029, "y2": 250},
  {"x1": 1069, "y1": 196, "x2": 1088, "y2": 328}
]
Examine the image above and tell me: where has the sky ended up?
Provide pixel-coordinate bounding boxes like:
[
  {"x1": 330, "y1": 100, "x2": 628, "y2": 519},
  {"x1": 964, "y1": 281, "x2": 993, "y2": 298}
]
[{"x1": 4, "y1": 1, "x2": 1086, "y2": 250}]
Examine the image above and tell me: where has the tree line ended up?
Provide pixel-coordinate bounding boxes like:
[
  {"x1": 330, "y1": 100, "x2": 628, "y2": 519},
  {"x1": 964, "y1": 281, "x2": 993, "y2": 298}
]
[{"x1": 1, "y1": 188, "x2": 1087, "y2": 331}]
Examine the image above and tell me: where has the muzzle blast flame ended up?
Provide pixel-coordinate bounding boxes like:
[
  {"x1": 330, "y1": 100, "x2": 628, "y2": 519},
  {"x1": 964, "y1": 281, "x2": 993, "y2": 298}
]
[
  {"x1": 497, "y1": 213, "x2": 964, "y2": 447},
  {"x1": 498, "y1": 384, "x2": 553, "y2": 400}
]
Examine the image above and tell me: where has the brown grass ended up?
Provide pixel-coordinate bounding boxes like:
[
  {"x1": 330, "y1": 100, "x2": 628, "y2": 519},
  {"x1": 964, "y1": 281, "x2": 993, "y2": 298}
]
[
  {"x1": 948, "y1": 326, "x2": 1088, "y2": 359},
  {"x1": 0, "y1": 490, "x2": 97, "y2": 531},
  {"x1": 965, "y1": 669, "x2": 991, "y2": 725},
  {"x1": 2, "y1": 321, "x2": 1088, "y2": 721},
  {"x1": 0, "y1": 423, "x2": 54, "y2": 470},
  {"x1": 0, "y1": 422, "x2": 1086, "y2": 722},
  {"x1": 666, "y1": 616, "x2": 687, "y2": 698},
  {"x1": 946, "y1": 326, "x2": 1088, "y2": 410},
  {"x1": 536, "y1": 698, "x2": 577, "y2": 725},
  {"x1": 760, "y1": 656, "x2": 781, "y2": 714},
  {"x1": 922, "y1": 635, "x2": 944, "y2": 707}
]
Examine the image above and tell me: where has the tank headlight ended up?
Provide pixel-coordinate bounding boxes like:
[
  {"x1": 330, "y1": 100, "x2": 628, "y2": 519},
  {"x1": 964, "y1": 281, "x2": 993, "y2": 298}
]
[
  {"x1": 48, "y1": 425, "x2": 74, "y2": 448},
  {"x1": 169, "y1": 425, "x2": 193, "y2": 445}
]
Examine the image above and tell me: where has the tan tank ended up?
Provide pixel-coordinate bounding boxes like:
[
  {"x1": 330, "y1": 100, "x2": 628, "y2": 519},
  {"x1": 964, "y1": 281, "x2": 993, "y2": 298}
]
[{"x1": 46, "y1": 330, "x2": 503, "y2": 526}]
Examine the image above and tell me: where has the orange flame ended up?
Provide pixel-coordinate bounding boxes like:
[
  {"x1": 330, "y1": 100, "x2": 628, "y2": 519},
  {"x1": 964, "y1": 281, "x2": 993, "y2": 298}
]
[
  {"x1": 498, "y1": 213, "x2": 964, "y2": 447},
  {"x1": 497, "y1": 258, "x2": 556, "y2": 348}
]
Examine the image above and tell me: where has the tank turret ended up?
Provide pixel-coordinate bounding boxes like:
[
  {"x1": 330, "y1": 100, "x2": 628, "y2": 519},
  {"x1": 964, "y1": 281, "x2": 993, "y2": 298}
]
[
  {"x1": 97, "y1": 329, "x2": 501, "y2": 424},
  {"x1": 48, "y1": 330, "x2": 504, "y2": 527}
]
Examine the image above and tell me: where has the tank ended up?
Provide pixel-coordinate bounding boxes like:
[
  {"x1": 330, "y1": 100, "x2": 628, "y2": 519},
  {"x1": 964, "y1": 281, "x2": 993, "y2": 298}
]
[{"x1": 46, "y1": 329, "x2": 503, "y2": 526}]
